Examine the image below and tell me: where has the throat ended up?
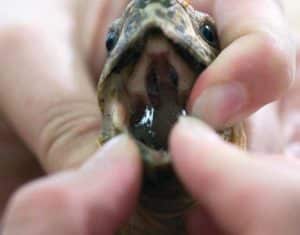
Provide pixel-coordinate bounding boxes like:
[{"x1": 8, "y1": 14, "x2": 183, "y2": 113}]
[
  {"x1": 126, "y1": 35, "x2": 196, "y2": 151},
  {"x1": 130, "y1": 59, "x2": 186, "y2": 151}
]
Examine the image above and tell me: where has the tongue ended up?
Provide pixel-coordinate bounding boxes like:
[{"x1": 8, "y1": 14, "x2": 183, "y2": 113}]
[
  {"x1": 150, "y1": 86, "x2": 185, "y2": 149},
  {"x1": 130, "y1": 60, "x2": 186, "y2": 150}
]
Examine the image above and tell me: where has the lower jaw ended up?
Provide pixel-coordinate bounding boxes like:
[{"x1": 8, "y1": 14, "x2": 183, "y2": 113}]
[
  {"x1": 136, "y1": 119, "x2": 247, "y2": 209},
  {"x1": 99, "y1": 46, "x2": 247, "y2": 228},
  {"x1": 100, "y1": 115, "x2": 247, "y2": 211},
  {"x1": 116, "y1": 122, "x2": 247, "y2": 235},
  {"x1": 99, "y1": 80, "x2": 247, "y2": 219},
  {"x1": 99, "y1": 83, "x2": 247, "y2": 235}
]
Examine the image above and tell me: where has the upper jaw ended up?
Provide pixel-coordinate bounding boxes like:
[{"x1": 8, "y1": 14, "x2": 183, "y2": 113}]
[
  {"x1": 97, "y1": 4, "x2": 216, "y2": 174},
  {"x1": 98, "y1": 2, "x2": 218, "y2": 86},
  {"x1": 122, "y1": 34, "x2": 207, "y2": 151},
  {"x1": 127, "y1": 35, "x2": 198, "y2": 108},
  {"x1": 97, "y1": 31, "x2": 209, "y2": 159}
]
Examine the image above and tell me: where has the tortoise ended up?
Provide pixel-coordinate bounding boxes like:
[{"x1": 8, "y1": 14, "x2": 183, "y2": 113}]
[{"x1": 97, "y1": 0, "x2": 247, "y2": 234}]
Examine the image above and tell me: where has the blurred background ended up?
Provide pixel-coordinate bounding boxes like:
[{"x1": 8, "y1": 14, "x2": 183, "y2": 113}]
[{"x1": 283, "y1": 0, "x2": 300, "y2": 32}]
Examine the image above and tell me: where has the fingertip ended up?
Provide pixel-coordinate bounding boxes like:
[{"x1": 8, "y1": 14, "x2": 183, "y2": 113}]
[
  {"x1": 76, "y1": 135, "x2": 142, "y2": 233},
  {"x1": 80, "y1": 134, "x2": 143, "y2": 218},
  {"x1": 82, "y1": 134, "x2": 142, "y2": 173},
  {"x1": 170, "y1": 116, "x2": 253, "y2": 202},
  {"x1": 170, "y1": 116, "x2": 220, "y2": 158},
  {"x1": 190, "y1": 81, "x2": 248, "y2": 128},
  {"x1": 170, "y1": 116, "x2": 223, "y2": 183}
]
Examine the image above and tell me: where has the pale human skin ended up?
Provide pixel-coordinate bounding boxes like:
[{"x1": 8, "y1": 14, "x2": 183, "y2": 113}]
[{"x1": 0, "y1": 0, "x2": 299, "y2": 234}]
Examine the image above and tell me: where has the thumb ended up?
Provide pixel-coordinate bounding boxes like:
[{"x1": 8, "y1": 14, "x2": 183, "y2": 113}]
[
  {"x1": 3, "y1": 135, "x2": 142, "y2": 235},
  {"x1": 0, "y1": 1, "x2": 101, "y2": 172},
  {"x1": 169, "y1": 117, "x2": 272, "y2": 234}
]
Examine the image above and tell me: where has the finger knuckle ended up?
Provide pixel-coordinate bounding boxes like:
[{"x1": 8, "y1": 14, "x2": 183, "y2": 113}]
[
  {"x1": 255, "y1": 32, "x2": 295, "y2": 95},
  {"x1": 38, "y1": 101, "x2": 100, "y2": 172},
  {"x1": 0, "y1": 24, "x2": 45, "y2": 55}
]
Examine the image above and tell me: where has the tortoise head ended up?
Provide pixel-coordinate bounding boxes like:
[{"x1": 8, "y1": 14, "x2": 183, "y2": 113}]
[{"x1": 97, "y1": 0, "x2": 245, "y2": 226}]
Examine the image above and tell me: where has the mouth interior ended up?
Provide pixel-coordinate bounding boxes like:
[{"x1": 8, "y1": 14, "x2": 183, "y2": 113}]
[
  {"x1": 114, "y1": 30, "x2": 206, "y2": 151},
  {"x1": 130, "y1": 59, "x2": 187, "y2": 151}
]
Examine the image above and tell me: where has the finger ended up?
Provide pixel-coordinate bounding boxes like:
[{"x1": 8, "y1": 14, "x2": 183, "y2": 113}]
[
  {"x1": 170, "y1": 117, "x2": 255, "y2": 233},
  {"x1": 170, "y1": 117, "x2": 300, "y2": 234},
  {"x1": 0, "y1": 1, "x2": 100, "y2": 172},
  {"x1": 2, "y1": 135, "x2": 142, "y2": 235},
  {"x1": 246, "y1": 102, "x2": 283, "y2": 154},
  {"x1": 81, "y1": 0, "x2": 130, "y2": 77},
  {"x1": 279, "y1": 36, "x2": 300, "y2": 157},
  {"x1": 189, "y1": 0, "x2": 295, "y2": 129},
  {"x1": 190, "y1": 0, "x2": 212, "y2": 13},
  {"x1": 186, "y1": 207, "x2": 225, "y2": 235}
]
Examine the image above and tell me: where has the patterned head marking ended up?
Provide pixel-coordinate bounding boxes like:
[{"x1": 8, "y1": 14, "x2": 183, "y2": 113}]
[{"x1": 134, "y1": 0, "x2": 173, "y2": 8}]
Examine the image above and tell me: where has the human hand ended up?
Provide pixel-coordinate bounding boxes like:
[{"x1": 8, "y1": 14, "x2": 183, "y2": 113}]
[
  {"x1": 189, "y1": 0, "x2": 295, "y2": 129},
  {"x1": 170, "y1": 116, "x2": 300, "y2": 235},
  {"x1": 1, "y1": 135, "x2": 141, "y2": 235},
  {"x1": 0, "y1": 0, "x2": 294, "y2": 172},
  {"x1": 0, "y1": 0, "x2": 130, "y2": 172},
  {"x1": 0, "y1": 0, "x2": 129, "y2": 216},
  {"x1": 0, "y1": 0, "x2": 297, "y2": 232}
]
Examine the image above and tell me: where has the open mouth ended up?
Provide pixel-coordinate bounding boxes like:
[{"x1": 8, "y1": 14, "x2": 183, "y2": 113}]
[
  {"x1": 110, "y1": 29, "x2": 207, "y2": 153},
  {"x1": 98, "y1": 15, "x2": 245, "y2": 219}
]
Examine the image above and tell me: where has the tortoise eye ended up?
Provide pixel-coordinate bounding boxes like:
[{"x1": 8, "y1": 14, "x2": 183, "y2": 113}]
[
  {"x1": 106, "y1": 30, "x2": 119, "y2": 52},
  {"x1": 199, "y1": 23, "x2": 218, "y2": 47}
]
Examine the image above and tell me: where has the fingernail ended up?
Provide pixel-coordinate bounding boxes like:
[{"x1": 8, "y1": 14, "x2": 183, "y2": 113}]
[
  {"x1": 191, "y1": 82, "x2": 247, "y2": 129},
  {"x1": 178, "y1": 116, "x2": 220, "y2": 142},
  {"x1": 82, "y1": 134, "x2": 138, "y2": 170}
]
